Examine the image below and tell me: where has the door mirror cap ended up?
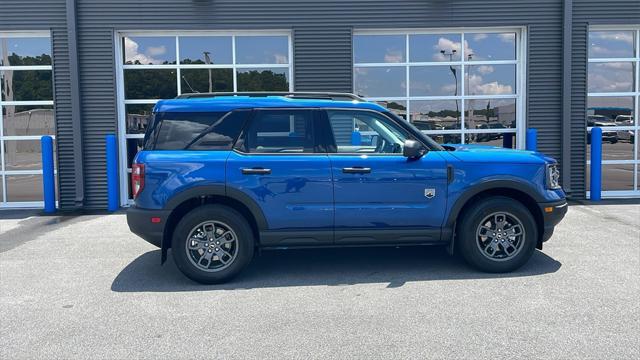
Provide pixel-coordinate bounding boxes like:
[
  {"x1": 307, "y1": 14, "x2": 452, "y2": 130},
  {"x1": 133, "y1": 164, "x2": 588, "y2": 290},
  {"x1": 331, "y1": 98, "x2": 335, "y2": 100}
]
[{"x1": 403, "y1": 139, "x2": 427, "y2": 159}]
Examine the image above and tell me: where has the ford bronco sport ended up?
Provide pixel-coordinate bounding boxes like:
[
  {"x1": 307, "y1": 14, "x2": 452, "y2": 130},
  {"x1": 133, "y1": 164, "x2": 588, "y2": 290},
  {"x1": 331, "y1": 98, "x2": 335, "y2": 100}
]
[{"x1": 127, "y1": 92, "x2": 567, "y2": 284}]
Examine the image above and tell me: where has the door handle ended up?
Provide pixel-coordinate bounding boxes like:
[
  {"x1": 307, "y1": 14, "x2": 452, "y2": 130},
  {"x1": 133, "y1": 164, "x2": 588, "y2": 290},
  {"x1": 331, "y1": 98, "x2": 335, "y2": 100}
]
[
  {"x1": 241, "y1": 167, "x2": 272, "y2": 175},
  {"x1": 342, "y1": 167, "x2": 371, "y2": 174}
]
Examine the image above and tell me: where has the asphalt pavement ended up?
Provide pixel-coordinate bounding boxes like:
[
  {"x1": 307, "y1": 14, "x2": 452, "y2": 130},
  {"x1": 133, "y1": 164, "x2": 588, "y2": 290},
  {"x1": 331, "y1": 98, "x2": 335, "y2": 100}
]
[{"x1": 0, "y1": 202, "x2": 639, "y2": 359}]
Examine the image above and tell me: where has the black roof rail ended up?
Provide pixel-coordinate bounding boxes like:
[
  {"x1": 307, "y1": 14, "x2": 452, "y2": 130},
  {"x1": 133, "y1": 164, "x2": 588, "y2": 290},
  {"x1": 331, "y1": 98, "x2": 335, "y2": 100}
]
[{"x1": 175, "y1": 91, "x2": 365, "y2": 101}]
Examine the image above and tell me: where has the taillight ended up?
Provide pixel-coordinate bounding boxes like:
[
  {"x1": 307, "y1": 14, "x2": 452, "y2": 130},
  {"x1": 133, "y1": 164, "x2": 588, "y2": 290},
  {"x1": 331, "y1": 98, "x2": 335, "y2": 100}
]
[{"x1": 131, "y1": 163, "x2": 145, "y2": 199}]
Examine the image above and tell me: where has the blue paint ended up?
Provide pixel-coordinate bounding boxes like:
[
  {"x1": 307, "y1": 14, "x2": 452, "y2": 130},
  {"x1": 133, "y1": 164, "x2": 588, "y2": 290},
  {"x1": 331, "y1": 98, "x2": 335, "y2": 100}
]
[
  {"x1": 526, "y1": 128, "x2": 537, "y2": 151},
  {"x1": 502, "y1": 133, "x2": 513, "y2": 149},
  {"x1": 106, "y1": 134, "x2": 119, "y2": 211},
  {"x1": 590, "y1": 127, "x2": 602, "y2": 201},
  {"x1": 41, "y1": 136, "x2": 56, "y2": 213}
]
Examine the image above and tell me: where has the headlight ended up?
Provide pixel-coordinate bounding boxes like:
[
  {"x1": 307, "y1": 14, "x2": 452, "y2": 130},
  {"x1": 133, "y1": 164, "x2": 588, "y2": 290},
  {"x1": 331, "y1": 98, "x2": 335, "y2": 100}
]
[{"x1": 546, "y1": 164, "x2": 561, "y2": 190}]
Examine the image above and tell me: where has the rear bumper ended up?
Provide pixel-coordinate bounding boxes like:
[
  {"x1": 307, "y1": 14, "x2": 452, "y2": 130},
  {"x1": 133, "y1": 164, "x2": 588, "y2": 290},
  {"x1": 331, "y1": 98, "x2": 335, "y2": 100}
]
[
  {"x1": 538, "y1": 199, "x2": 568, "y2": 242},
  {"x1": 126, "y1": 206, "x2": 171, "y2": 248}
]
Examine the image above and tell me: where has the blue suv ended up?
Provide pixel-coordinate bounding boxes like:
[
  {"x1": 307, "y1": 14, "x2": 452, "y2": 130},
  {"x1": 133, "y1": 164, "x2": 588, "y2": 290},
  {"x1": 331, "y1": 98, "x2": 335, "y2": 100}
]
[{"x1": 127, "y1": 92, "x2": 567, "y2": 284}]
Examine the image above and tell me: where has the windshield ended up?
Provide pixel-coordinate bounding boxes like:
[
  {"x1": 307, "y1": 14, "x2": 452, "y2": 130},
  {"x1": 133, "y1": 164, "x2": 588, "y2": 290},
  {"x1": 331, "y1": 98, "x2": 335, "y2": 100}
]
[{"x1": 382, "y1": 111, "x2": 445, "y2": 151}]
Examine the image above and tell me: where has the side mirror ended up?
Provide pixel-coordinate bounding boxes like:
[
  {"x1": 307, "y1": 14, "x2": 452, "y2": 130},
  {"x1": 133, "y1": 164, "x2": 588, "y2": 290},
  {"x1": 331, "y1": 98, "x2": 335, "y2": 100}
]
[{"x1": 403, "y1": 139, "x2": 426, "y2": 159}]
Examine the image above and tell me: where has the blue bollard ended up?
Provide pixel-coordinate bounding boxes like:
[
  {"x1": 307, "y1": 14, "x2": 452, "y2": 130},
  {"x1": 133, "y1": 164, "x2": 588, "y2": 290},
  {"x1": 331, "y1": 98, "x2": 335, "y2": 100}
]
[
  {"x1": 41, "y1": 136, "x2": 56, "y2": 213},
  {"x1": 351, "y1": 131, "x2": 362, "y2": 146},
  {"x1": 526, "y1": 128, "x2": 537, "y2": 151},
  {"x1": 106, "y1": 134, "x2": 119, "y2": 211},
  {"x1": 590, "y1": 127, "x2": 602, "y2": 201}
]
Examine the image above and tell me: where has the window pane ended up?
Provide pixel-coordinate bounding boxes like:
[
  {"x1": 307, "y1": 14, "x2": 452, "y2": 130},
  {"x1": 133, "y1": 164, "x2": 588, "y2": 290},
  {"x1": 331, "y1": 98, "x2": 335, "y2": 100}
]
[
  {"x1": 465, "y1": 32, "x2": 516, "y2": 61},
  {"x1": 179, "y1": 36, "x2": 232, "y2": 64},
  {"x1": 327, "y1": 110, "x2": 409, "y2": 153},
  {"x1": 587, "y1": 96, "x2": 634, "y2": 123},
  {"x1": 180, "y1": 68, "x2": 233, "y2": 94},
  {"x1": 375, "y1": 100, "x2": 407, "y2": 120},
  {"x1": 589, "y1": 31, "x2": 636, "y2": 59},
  {"x1": 410, "y1": 34, "x2": 462, "y2": 62},
  {"x1": 6, "y1": 175, "x2": 43, "y2": 202},
  {"x1": 123, "y1": 36, "x2": 176, "y2": 65},
  {"x1": 124, "y1": 69, "x2": 177, "y2": 99},
  {"x1": 586, "y1": 164, "x2": 635, "y2": 191},
  {"x1": 1, "y1": 70, "x2": 53, "y2": 101},
  {"x1": 236, "y1": 68, "x2": 289, "y2": 91},
  {"x1": 466, "y1": 64, "x2": 516, "y2": 95},
  {"x1": 2, "y1": 105, "x2": 54, "y2": 136},
  {"x1": 465, "y1": 99, "x2": 517, "y2": 130},
  {"x1": 245, "y1": 110, "x2": 314, "y2": 153},
  {"x1": 125, "y1": 104, "x2": 154, "y2": 135},
  {"x1": 354, "y1": 67, "x2": 406, "y2": 97},
  {"x1": 587, "y1": 140, "x2": 634, "y2": 161},
  {"x1": 235, "y1": 36, "x2": 288, "y2": 64},
  {"x1": 0, "y1": 37, "x2": 51, "y2": 66},
  {"x1": 410, "y1": 66, "x2": 461, "y2": 96},
  {"x1": 410, "y1": 100, "x2": 461, "y2": 131},
  {"x1": 588, "y1": 62, "x2": 635, "y2": 93},
  {"x1": 3, "y1": 140, "x2": 52, "y2": 171},
  {"x1": 153, "y1": 112, "x2": 227, "y2": 150},
  {"x1": 465, "y1": 133, "x2": 517, "y2": 149},
  {"x1": 126, "y1": 138, "x2": 144, "y2": 169},
  {"x1": 428, "y1": 133, "x2": 461, "y2": 144},
  {"x1": 354, "y1": 35, "x2": 405, "y2": 63}
]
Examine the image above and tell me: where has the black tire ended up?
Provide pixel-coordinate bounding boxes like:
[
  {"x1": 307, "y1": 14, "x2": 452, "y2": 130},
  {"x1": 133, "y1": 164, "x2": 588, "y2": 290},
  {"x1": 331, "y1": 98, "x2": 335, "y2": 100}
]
[
  {"x1": 172, "y1": 204, "x2": 254, "y2": 284},
  {"x1": 456, "y1": 196, "x2": 537, "y2": 273}
]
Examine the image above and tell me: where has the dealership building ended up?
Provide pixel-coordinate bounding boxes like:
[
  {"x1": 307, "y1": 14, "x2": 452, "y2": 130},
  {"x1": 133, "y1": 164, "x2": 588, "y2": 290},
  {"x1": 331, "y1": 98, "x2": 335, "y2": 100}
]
[{"x1": 0, "y1": 0, "x2": 639, "y2": 210}]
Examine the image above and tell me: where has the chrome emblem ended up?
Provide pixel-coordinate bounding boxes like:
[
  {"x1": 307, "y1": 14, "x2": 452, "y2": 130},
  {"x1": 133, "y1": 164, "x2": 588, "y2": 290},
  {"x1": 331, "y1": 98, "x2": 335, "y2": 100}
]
[{"x1": 424, "y1": 188, "x2": 436, "y2": 199}]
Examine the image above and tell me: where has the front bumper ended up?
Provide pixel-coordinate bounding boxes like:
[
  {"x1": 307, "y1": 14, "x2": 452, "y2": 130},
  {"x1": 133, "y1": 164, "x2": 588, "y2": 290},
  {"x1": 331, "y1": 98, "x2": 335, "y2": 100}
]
[
  {"x1": 126, "y1": 206, "x2": 171, "y2": 248},
  {"x1": 538, "y1": 199, "x2": 568, "y2": 243}
]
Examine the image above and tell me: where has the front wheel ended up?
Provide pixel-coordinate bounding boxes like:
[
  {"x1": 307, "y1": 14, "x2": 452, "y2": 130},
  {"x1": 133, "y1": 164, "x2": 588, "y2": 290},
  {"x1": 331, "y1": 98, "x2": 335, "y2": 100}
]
[
  {"x1": 457, "y1": 196, "x2": 537, "y2": 273},
  {"x1": 172, "y1": 205, "x2": 254, "y2": 284}
]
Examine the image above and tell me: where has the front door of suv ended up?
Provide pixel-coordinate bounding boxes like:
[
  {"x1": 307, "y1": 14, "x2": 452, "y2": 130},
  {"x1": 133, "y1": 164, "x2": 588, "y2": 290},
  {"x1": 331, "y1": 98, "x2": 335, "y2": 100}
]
[
  {"x1": 227, "y1": 109, "x2": 333, "y2": 245},
  {"x1": 324, "y1": 109, "x2": 448, "y2": 244}
]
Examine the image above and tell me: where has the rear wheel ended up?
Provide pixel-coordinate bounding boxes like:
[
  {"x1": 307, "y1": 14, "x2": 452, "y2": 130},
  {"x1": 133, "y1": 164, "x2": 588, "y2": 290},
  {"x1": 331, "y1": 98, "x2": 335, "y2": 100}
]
[
  {"x1": 457, "y1": 196, "x2": 537, "y2": 272},
  {"x1": 172, "y1": 205, "x2": 254, "y2": 284}
]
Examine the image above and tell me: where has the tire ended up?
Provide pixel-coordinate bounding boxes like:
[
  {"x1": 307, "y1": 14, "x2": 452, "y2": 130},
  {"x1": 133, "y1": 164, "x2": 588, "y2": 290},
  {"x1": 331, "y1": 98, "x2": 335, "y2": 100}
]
[
  {"x1": 456, "y1": 196, "x2": 537, "y2": 273},
  {"x1": 171, "y1": 205, "x2": 255, "y2": 284}
]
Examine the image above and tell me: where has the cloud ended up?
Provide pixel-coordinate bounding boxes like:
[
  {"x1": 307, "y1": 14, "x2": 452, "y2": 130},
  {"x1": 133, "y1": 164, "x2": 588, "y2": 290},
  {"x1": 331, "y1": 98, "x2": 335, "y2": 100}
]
[
  {"x1": 124, "y1": 38, "x2": 162, "y2": 64},
  {"x1": 146, "y1": 45, "x2": 166, "y2": 57},
  {"x1": 467, "y1": 74, "x2": 513, "y2": 95},
  {"x1": 592, "y1": 31, "x2": 634, "y2": 44},
  {"x1": 588, "y1": 63, "x2": 633, "y2": 92},
  {"x1": 473, "y1": 33, "x2": 488, "y2": 41},
  {"x1": 384, "y1": 51, "x2": 403, "y2": 63},
  {"x1": 431, "y1": 38, "x2": 474, "y2": 61},
  {"x1": 498, "y1": 33, "x2": 516, "y2": 43},
  {"x1": 273, "y1": 53, "x2": 288, "y2": 64},
  {"x1": 476, "y1": 65, "x2": 494, "y2": 75}
]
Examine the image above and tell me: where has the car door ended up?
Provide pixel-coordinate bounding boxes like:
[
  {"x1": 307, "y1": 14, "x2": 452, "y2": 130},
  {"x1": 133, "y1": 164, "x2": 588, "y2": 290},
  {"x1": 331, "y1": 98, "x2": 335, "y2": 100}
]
[
  {"x1": 226, "y1": 108, "x2": 333, "y2": 245},
  {"x1": 324, "y1": 109, "x2": 448, "y2": 244}
]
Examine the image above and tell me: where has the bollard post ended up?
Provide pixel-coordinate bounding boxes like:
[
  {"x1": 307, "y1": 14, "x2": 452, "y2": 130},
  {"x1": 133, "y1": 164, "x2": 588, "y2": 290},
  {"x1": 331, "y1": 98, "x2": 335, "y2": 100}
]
[
  {"x1": 351, "y1": 131, "x2": 362, "y2": 146},
  {"x1": 590, "y1": 127, "x2": 602, "y2": 201},
  {"x1": 41, "y1": 136, "x2": 56, "y2": 213},
  {"x1": 526, "y1": 128, "x2": 537, "y2": 151},
  {"x1": 106, "y1": 134, "x2": 119, "y2": 211}
]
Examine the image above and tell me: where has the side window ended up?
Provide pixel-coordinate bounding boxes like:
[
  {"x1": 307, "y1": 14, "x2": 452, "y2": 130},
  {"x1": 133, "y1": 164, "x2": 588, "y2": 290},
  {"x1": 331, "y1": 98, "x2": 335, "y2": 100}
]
[
  {"x1": 148, "y1": 111, "x2": 244, "y2": 150},
  {"x1": 243, "y1": 110, "x2": 315, "y2": 153},
  {"x1": 327, "y1": 110, "x2": 410, "y2": 154}
]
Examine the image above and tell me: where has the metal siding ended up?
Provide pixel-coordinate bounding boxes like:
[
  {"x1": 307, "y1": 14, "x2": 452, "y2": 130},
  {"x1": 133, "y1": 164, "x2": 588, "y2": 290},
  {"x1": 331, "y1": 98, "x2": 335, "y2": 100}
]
[{"x1": 294, "y1": 27, "x2": 352, "y2": 92}]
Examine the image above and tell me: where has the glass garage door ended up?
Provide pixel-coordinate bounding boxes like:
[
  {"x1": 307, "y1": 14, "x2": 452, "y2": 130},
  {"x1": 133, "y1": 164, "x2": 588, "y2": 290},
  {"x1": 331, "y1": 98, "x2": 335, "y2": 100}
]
[
  {"x1": 587, "y1": 27, "x2": 640, "y2": 198},
  {"x1": 0, "y1": 32, "x2": 55, "y2": 208},
  {"x1": 353, "y1": 29, "x2": 525, "y2": 149}
]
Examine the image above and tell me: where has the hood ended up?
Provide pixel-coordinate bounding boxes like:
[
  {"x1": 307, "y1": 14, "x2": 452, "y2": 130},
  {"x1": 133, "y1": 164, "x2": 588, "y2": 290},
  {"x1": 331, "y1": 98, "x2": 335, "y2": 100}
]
[{"x1": 443, "y1": 144, "x2": 555, "y2": 164}]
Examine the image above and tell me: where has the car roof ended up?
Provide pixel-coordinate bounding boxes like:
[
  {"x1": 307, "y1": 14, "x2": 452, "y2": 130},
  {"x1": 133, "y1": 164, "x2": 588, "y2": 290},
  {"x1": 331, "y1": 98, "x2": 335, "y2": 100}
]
[{"x1": 154, "y1": 96, "x2": 388, "y2": 113}]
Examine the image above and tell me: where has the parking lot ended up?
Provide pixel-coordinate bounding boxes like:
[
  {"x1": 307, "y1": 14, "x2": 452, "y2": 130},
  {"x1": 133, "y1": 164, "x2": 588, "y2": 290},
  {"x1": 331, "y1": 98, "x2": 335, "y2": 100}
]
[{"x1": 1, "y1": 202, "x2": 639, "y2": 359}]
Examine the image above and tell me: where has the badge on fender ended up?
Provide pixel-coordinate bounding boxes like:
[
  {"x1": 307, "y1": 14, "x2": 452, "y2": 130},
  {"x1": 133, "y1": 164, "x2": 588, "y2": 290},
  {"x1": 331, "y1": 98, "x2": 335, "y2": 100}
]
[{"x1": 424, "y1": 188, "x2": 435, "y2": 199}]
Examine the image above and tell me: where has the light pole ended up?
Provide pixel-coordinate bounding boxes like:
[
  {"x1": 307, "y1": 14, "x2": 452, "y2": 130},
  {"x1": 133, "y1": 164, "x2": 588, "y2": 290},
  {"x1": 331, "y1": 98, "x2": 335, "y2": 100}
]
[
  {"x1": 203, "y1": 51, "x2": 213, "y2": 93},
  {"x1": 440, "y1": 49, "x2": 459, "y2": 120}
]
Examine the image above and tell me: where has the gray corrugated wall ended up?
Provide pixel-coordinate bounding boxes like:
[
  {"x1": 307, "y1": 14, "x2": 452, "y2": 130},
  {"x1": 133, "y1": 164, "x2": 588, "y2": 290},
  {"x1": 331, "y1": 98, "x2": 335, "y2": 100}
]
[
  {"x1": 571, "y1": 0, "x2": 640, "y2": 198},
  {"x1": 0, "y1": 0, "x2": 79, "y2": 208}
]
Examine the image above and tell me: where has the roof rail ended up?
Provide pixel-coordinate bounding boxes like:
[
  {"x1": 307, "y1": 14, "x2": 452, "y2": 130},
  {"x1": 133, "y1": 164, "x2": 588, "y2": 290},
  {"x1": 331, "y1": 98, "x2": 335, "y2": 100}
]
[{"x1": 175, "y1": 91, "x2": 365, "y2": 101}]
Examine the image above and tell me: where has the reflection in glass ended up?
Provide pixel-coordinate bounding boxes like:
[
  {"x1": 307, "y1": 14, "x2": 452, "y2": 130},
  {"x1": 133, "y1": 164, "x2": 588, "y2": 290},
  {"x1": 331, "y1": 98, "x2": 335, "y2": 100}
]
[
  {"x1": 353, "y1": 35, "x2": 405, "y2": 63},
  {"x1": 124, "y1": 69, "x2": 177, "y2": 99},
  {"x1": 235, "y1": 36, "x2": 289, "y2": 64},
  {"x1": 588, "y1": 62, "x2": 635, "y2": 93},
  {"x1": 465, "y1": 33, "x2": 516, "y2": 61},
  {"x1": 6, "y1": 175, "x2": 44, "y2": 202},
  {"x1": 236, "y1": 68, "x2": 289, "y2": 91},
  {"x1": 410, "y1": 100, "x2": 461, "y2": 131},
  {"x1": 0, "y1": 37, "x2": 51, "y2": 66},
  {"x1": 0, "y1": 70, "x2": 53, "y2": 101},
  {"x1": 125, "y1": 104, "x2": 154, "y2": 134},
  {"x1": 126, "y1": 138, "x2": 144, "y2": 169},
  {"x1": 587, "y1": 96, "x2": 634, "y2": 124},
  {"x1": 466, "y1": 64, "x2": 515, "y2": 95},
  {"x1": 409, "y1": 34, "x2": 462, "y2": 62},
  {"x1": 123, "y1": 36, "x2": 176, "y2": 65},
  {"x1": 587, "y1": 140, "x2": 634, "y2": 161},
  {"x1": 354, "y1": 67, "x2": 406, "y2": 97},
  {"x1": 179, "y1": 36, "x2": 232, "y2": 64},
  {"x1": 586, "y1": 164, "x2": 634, "y2": 191},
  {"x1": 589, "y1": 31, "x2": 636, "y2": 59},
  {"x1": 375, "y1": 100, "x2": 407, "y2": 120},
  {"x1": 465, "y1": 99, "x2": 516, "y2": 130},
  {"x1": 410, "y1": 66, "x2": 461, "y2": 96},
  {"x1": 465, "y1": 133, "x2": 516, "y2": 149},
  {"x1": 2, "y1": 105, "x2": 54, "y2": 136},
  {"x1": 4, "y1": 140, "x2": 51, "y2": 171},
  {"x1": 180, "y1": 69, "x2": 233, "y2": 94}
]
